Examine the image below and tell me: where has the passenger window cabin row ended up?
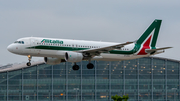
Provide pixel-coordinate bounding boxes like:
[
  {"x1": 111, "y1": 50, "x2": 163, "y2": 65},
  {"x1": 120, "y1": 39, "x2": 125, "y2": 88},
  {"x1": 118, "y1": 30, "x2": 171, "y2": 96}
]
[{"x1": 37, "y1": 43, "x2": 100, "y2": 49}]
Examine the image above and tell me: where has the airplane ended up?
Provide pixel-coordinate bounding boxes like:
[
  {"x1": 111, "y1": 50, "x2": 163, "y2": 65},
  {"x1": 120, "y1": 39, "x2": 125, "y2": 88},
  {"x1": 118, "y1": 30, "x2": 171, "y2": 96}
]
[{"x1": 7, "y1": 19, "x2": 172, "y2": 70}]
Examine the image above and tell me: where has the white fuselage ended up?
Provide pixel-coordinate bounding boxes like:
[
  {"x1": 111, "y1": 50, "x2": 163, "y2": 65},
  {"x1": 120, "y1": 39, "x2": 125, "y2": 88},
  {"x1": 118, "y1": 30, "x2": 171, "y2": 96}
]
[{"x1": 7, "y1": 37, "x2": 155, "y2": 61}]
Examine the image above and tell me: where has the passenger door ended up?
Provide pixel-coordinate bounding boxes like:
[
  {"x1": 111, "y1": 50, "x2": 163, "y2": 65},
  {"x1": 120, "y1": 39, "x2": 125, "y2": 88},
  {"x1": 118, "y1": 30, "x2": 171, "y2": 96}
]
[{"x1": 30, "y1": 38, "x2": 39, "y2": 54}]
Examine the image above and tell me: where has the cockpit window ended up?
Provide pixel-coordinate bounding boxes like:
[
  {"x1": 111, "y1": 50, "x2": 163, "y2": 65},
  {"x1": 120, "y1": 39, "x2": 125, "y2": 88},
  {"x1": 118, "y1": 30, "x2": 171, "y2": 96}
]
[
  {"x1": 14, "y1": 41, "x2": 24, "y2": 44},
  {"x1": 14, "y1": 41, "x2": 19, "y2": 43}
]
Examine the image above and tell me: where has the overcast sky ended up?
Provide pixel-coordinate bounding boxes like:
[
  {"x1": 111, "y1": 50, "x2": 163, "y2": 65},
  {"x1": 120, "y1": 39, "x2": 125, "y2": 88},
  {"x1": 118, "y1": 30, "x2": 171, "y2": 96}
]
[{"x1": 0, "y1": 0, "x2": 180, "y2": 65}]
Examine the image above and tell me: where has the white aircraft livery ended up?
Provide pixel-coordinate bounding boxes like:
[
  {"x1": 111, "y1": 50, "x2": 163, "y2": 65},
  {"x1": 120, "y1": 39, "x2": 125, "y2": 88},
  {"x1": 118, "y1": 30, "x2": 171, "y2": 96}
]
[{"x1": 7, "y1": 19, "x2": 172, "y2": 70}]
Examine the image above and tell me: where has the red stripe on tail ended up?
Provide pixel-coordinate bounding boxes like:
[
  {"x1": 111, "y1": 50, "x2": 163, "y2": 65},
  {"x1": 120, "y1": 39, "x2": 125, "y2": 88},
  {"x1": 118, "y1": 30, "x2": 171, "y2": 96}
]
[{"x1": 137, "y1": 35, "x2": 152, "y2": 55}]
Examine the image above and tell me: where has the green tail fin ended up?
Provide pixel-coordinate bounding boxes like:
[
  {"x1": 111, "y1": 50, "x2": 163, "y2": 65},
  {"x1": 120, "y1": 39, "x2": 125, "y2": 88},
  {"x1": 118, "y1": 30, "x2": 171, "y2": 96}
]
[{"x1": 136, "y1": 19, "x2": 162, "y2": 48}]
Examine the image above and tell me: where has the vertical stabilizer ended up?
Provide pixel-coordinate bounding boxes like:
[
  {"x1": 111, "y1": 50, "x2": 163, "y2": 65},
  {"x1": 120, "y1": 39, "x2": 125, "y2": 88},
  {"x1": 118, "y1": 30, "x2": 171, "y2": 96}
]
[{"x1": 136, "y1": 19, "x2": 162, "y2": 48}]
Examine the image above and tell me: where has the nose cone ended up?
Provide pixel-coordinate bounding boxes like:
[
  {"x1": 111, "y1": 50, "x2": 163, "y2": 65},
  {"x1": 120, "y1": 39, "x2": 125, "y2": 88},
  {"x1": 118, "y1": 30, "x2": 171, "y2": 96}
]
[{"x1": 7, "y1": 44, "x2": 13, "y2": 52}]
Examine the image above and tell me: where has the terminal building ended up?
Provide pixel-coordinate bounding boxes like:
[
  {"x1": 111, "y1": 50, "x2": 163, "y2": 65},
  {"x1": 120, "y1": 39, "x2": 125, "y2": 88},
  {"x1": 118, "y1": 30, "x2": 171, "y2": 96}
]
[{"x1": 0, "y1": 57, "x2": 179, "y2": 101}]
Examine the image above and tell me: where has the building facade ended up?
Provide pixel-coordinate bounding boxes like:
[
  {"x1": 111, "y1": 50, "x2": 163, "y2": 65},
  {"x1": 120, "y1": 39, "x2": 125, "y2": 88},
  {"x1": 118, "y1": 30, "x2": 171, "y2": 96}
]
[{"x1": 0, "y1": 57, "x2": 179, "y2": 101}]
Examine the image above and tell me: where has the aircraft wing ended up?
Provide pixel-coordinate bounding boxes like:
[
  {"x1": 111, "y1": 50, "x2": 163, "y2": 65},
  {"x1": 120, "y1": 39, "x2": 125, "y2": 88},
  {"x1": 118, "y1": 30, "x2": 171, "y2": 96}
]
[
  {"x1": 145, "y1": 47, "x2": 172, "y2": 53},
  {"x1": 78, "y1": 41, "x2": 133, "y2": 54}
]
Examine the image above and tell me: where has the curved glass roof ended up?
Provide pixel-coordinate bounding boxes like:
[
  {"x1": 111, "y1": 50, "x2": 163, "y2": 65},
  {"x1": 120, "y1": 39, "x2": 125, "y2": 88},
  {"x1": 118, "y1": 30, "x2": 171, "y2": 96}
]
[
  {"x1": 0, "y1": 56, "x2": 179, "y2": 73},
  {"x1": 0, "y1": 61, "x2": 44, "y2": 73}
]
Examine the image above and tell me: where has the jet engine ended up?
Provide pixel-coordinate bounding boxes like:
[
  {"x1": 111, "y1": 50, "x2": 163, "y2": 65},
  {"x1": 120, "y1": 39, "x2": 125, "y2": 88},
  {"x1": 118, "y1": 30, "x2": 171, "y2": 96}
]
[
  {"x1": 65, "y1": 52, "x2": 83, "y2": 62},
  {"x1": 44, "y1": 57, "x2": 61, "y2": 65}
]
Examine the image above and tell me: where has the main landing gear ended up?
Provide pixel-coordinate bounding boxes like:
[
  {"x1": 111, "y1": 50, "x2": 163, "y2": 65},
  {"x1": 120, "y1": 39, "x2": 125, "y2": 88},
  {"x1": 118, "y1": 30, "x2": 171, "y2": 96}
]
[
  {"x1": 87, "y1": 63, "x2": 94, "y2": 69},
  {"x1": 87, "y1": 60, "x2": 94, "y2": 69},
  {"x1": 72, "y1": 62, "x2": 94, "y2": 70},
  {"x1": 26, "y1": 55, "x2": 32, "y2": 66},
  {"x1": 72, "y1": 63, "x2": 79, "y2": 70}
]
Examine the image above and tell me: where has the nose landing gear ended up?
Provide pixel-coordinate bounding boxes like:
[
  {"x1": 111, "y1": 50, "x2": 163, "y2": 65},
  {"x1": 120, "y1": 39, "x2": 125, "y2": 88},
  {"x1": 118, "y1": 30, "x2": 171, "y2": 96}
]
[
  {"x1": 27, "y1": 62, "x2": 31, "y2": 66},
  {"x1": 26, "y1": 55, "x2": 32, "y2": 66}
]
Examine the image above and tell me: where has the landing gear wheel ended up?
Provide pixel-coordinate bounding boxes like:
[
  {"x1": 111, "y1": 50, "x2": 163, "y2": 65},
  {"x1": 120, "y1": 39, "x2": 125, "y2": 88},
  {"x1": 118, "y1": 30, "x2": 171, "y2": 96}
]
[
  {"x1": 87, "y1": 63, "x2": 94, "y2": 69},
  {"x1": 27, "y1": 62, "x2": 31, "y2": 66},
  {"x1": 72, "y1": 65, "x2": 79, "y2": 70},
  {"x1": 26, "y1": 55, "x2": 32, "y2": 66}
]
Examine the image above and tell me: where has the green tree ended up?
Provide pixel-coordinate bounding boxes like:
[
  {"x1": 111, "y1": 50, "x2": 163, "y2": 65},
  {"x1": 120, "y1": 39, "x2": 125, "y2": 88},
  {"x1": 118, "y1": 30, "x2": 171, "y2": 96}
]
[{"x1": 111, "y1": 94, "x2": 129, "y2": 101}]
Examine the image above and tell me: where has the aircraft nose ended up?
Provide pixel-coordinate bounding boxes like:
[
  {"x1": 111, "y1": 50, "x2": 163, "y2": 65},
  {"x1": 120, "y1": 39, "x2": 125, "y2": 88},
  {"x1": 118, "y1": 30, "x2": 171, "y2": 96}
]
[{"x1": 7, "y1": 44, "x2": 13, "y2": 52}]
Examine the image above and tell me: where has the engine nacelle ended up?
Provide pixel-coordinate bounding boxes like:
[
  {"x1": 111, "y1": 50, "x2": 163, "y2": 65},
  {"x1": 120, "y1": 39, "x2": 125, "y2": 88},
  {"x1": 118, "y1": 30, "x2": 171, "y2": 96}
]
[
  {"x1": 65, "y1": 52, "x2": 83, "y2": 62},
  {"x1": 44, "y1": 57, "x2": 61, "y2": 65}
]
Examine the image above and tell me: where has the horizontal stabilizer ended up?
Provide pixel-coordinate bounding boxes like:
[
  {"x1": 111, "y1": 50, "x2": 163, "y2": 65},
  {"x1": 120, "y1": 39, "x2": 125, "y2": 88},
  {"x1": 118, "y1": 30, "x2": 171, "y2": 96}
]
[{"x1": 145, "y1": 47, "x2": 172, "y2": 53}]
